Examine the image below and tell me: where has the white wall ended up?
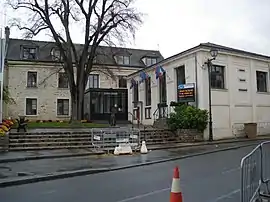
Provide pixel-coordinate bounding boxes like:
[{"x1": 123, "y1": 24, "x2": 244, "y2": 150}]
[
  {"x1": 128, "y1": 49, "x2": 270, "y2": 140},
  {"x1": 198, "y1": 50, "x2": 270, "y2": 140},
  {"x1": 128, "y1": 52, "x2": 197, "y2": 125}
]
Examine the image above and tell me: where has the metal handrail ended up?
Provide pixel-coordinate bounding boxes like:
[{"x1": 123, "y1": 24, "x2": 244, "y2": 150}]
[
  {"x1": 128, "y1": 112, "x2": 139, "y2": 129},
  {"x1": 153, "y1": 108, "x2": 159, "y2": 121},
  {"x1": 128, "y1": 112, "x2": 148, "y2": 130}
]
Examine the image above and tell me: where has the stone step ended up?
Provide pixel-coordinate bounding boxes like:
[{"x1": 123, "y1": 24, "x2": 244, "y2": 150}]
[
  {"x1": 9, "y1": 141, "x2": 94, "y2": 147},
  {"x1": 8, "y1": 137, "x2": 177, "y2": 145},
  {"x1": 9, "y1": 137, "x2": 92, "y2": 142},
  {"x1": 9, "y1": 134, "x2": 92, "y2": 139},
  {"x1": 9, "y1": 145, "x2": 95, "y2": 151}
]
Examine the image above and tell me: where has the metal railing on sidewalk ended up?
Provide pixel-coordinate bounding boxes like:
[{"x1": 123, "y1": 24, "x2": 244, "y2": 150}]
[{"x1": 240, "y1": 141, "x2": 270, "y2": 202}]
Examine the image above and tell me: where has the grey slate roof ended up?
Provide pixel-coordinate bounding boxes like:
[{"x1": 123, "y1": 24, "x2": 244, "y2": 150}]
[
  {"x1": 6, "y1": 38, "x2": 164, "y2": 68},
  {"x1": 128, "y1": 42, "x2": 270, "y2": 77},
  {"x1": 200, "y1": 42, "x2": 270, "y2": 60}
]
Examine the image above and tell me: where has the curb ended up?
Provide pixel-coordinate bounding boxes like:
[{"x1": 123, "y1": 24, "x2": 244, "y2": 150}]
[
  {"x1": 0, "y1": 151, "x2": 105, "y2": 163},
  {"x1": 0, "y1": 142, "x2": 258, "y2": 188},
  {"x1": 1, "y1": 137, "x2": 269, "y2": 163}
]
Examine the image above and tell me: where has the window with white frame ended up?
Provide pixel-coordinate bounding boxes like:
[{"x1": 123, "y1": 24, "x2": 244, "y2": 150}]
[
  {"x1": 256, "y1": 71, "x2": 268, "y2": 92},
  {"x1": 145, "y1": 77, "x2": 151, "y2": 106},
  {"x1": 210, "y1": 65, "x2": 225, "y2": 89},
  {"x1": 118, "y1": 76, "x2": 127, "y2": 88},
  {"x1": 159, "y1": 73, "x2": 167, "y2": 103},
  {"x1": 27, "y1": 71, "x2": 37, "y2": 88},
  {"x1": 22, "y1": 47, "x2": 38, "y2": 60},
  {"x1": 145, "y1": 57, "x2": 157, "y2": 66},
  {"x1": 133, "y1": 82, "x2": 139, "y2": 108},
  {"x1": 58, "y1": 72, "x2": 69, "y2": 88},
  {"x1": 57, "y1": 99, "x2": 69, "y2": 116},
  {"x1": 51, "y1": 47, "x2": 61, "y2": 61},
  {"x1": 87, "y1": 74, "x2": 99, "y2": 89},
  {"x1": 26, "y1": 98, "x2": 37, "y2": 115},
  {"x1": 115, "y1": 55, "x2": 130, "y2": 65}
]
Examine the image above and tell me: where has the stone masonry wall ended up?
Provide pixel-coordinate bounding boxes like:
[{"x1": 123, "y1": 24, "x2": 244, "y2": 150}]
[{"x1": 6, "y1": 62, "x2": 139, "y2": 120}]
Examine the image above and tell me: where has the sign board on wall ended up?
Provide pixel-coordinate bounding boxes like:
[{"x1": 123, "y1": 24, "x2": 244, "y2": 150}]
[{"x1": 177, "y1": 83, "x2": 195, "y2": 103}]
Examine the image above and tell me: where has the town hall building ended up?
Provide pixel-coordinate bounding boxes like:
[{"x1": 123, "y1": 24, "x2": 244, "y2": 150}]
[{"x1": 127, "y1": 43, "x2": 270, "y2": 140}]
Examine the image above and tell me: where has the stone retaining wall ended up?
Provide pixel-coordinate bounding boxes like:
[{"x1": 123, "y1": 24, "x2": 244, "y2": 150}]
[{"x1": 0, "y1": 133, "x2": 9, "y2": 152}]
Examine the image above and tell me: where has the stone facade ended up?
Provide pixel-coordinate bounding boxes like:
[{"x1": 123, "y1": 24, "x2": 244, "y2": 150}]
[
  {"x1": 6, "y1": 61, "x2": 139, "y2": 120},
  {"x1": 4, "y1": 38, "x2": 163, "y2": 121}
]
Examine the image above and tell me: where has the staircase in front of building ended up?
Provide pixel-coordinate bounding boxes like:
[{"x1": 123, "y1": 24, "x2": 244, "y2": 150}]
[
  {"x1": 7, "y1": 128, "x2": 180, "y2": 151},
  {"x1": 8, "y1": 132, "x2": 95, "y2": 151}
]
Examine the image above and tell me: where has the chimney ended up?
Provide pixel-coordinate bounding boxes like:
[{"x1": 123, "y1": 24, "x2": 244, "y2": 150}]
[
  {"x1": 5, "y1": 26, "x2": 10, "y2": 41},
  {"x1": 4, "y1": 26, "x2": 10, "y2": 57}
]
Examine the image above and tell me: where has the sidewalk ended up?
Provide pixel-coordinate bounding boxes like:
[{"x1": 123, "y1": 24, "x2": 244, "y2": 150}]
[
  {"x1": 1, "y1": 135, "x2": 270, "y2": 163},
  {"x1": 0, "y1": 139, "x2": 266, "y2": 182}
]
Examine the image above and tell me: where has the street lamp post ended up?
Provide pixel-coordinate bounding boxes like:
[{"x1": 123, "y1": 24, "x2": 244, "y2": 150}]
[{"x1": 206, "y1": 48, "x2": 218, "y2": 142}]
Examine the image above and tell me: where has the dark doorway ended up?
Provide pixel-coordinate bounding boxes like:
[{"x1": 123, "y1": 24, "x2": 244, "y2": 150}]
[{"x1": 84, "y1": 88, "x2": 128, "y2": 121}]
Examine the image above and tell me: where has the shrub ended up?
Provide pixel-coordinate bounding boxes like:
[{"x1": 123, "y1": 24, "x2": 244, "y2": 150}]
[{"x1": 167, "y1": 105, "x2": 208, "y2": 132}]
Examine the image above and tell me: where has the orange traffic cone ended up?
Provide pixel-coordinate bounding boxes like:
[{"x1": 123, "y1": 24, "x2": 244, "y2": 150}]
[{"x1": 170, "y1": 166, "x2": 183, "y2": 202}]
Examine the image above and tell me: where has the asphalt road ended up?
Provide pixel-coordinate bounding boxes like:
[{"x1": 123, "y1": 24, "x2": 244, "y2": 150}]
[{"x1": 0, "y1": 145, "x2": 256, "y2": 202}]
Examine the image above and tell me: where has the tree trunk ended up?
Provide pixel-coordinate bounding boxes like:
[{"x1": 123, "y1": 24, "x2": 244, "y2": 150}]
[{"x1": 70, "y1": 85, "x2": 84, "y2": 122}]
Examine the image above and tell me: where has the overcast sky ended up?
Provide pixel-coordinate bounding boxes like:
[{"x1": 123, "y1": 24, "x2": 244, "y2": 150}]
[{"x1": 1, "y1": 0, "x2": 270, "y2": 58}]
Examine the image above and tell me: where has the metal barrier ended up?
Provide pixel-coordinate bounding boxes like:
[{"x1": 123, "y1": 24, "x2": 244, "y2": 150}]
[
  {"x1": 240, "y1": 145, "x2": 262, "y2": 202},
  {"x1": 90, "y1": 128, "x2": 141, "y2": 152},
  {"x1": 261, "y1": 141, "x2": 270, "y2": 183},
  {"x1": 241, "y1": 141, "x2": 270, "y2": 202}
]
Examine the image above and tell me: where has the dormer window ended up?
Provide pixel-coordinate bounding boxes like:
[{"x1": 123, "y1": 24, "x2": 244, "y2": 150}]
[
  {"x1": 51, "y1": 47, "x2": 61, "y2": 61},
  {"x1": 143, "y1": 57, "x2": 157, "y2": 66},
  {"x1": 115, "y1": 55, "x2": 130, "y2": 65},
  {"x1": 22, "y1": 46, "x2": 38, "y2": 60}
]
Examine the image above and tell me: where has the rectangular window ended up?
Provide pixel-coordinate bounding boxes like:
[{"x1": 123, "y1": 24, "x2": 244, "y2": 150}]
[
  {"x1": 210, "y1": 65, "x2": 225, "y2": 89},
  {"x1": 118, "y1": 76, "x2": 127, "y2": 88},
  {"x1": 58, "y1": 72, "x2": 69, "y2": 88},
  {"x1": 51, "y1": 48, "x2": 61, "y2": 61},
  {"x1": 87, "y1": 74, "x2": 99, "y2": 89},
  {"x1": 176, "y1": 66, "x2": 186, "y2": 85},
  {"x1": 22, "y1": 47, "x2": 37, "y2": 60},
  {"x1": 159, "y1": 73, "x2": 167, "y2": 103},
  {"x1": 145, "y1": 77, "x2": 151, "y2": 106},
  {"x1": 27, "y1": 71, "x2": 37, "y2": 88},
  {"x1": 145, "y1": 107, "x2": 151, "y2": 119},
  {"x1": 115, "y1": 55, "x2": 130, "y2": 65},
  {"x1": 26, "y1": 98, "x2": 37, "y2": 115},
  {"x1": 133, "y1": 83, "x2": 139, "y2": 108},
  {"x1": 145, "y1": 58, "x2": 157, "y2": 66},
  {"x1": 57, "y1": 99, "x2": 69, "y2": 116},
  {"x1": 256, "y1": 71, "x2": 268, "y2": 92}
]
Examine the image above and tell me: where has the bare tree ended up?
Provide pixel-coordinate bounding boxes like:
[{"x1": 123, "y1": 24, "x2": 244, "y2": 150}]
[{"x1": 7, "y1": 0, "x2": 143, "y2": 121}]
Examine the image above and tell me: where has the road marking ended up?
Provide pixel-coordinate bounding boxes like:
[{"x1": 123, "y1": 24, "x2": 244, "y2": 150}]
[
  {"x1": 213, "y1": 189, "x2": 240, "y2": 201},
  {"x1": 115, "y1": 187, "x2": 170, "y2": 202},
  {"x1": 39, "y1": 190, "x2": 57, "y2": 195},
  {"x1": 212, "y1": 189, "x2": 240, "y2": 202},
  {"x1": 221, "y1": 167, "x2": 240, "y2": 174}
]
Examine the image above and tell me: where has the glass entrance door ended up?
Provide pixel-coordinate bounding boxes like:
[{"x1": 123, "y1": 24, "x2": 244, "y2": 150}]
[{"x1": 88, "y1": 89, "x2": 128, "y2": 121}]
